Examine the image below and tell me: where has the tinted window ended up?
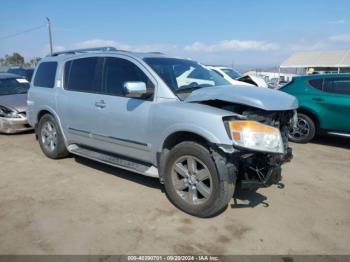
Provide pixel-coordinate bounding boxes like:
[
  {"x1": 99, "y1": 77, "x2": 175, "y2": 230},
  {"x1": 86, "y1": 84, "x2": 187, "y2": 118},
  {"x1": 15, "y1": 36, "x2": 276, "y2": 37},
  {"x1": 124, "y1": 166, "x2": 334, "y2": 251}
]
[
  {"x1": 324, "y1": 77, "x2": 350, "y2": 95},
  {"x1": 33, "y1": 62, "x2": 57, "y2": 88},
  {"x1": 65, "y1": 57, "x2": 101, "y2": 93},
  {"x1": 103, "y1": 57, "x2": 154, "y2": 96},
  {"x1": 308, "y1": 79, "x2": 323, "y2": 90}
]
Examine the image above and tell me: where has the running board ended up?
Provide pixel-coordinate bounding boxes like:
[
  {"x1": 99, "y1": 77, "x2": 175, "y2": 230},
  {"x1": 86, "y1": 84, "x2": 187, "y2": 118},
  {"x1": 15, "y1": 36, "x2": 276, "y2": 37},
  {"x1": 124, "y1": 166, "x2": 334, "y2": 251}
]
[
  {"x1": 67, "y1": 144, "x2": 159, "y2": 178},
  {"x1": 327, "y1": 132, "x2": 350, "y2": 138}
]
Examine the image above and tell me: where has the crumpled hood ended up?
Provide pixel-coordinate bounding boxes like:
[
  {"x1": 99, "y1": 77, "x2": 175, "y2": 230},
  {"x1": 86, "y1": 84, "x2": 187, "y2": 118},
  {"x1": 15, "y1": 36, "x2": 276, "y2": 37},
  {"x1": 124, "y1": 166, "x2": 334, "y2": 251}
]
[
  {"x1": 0, "y1": 93, "x2": 28, "y2": 113},
  {"x1": 185, "y1": 85, "x2": 298, "y2": 111}
]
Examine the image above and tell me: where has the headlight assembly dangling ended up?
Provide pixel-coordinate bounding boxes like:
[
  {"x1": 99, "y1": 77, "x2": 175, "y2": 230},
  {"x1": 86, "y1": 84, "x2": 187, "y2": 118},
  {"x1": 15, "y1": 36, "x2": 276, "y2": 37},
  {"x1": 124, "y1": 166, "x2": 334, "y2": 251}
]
[{"x1": 228, "y1": 120, "x2": 284, "y2": 153}]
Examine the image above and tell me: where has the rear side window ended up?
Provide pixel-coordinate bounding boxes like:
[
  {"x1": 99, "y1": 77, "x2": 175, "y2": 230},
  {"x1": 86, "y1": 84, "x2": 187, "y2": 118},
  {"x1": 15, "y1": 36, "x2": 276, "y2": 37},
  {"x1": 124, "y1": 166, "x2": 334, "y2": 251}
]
[
  {"x1": 324, "y1": 77, "x2": 350, "y2": 95},
  {"x1": 103, "y1": 57, "x2": 154, "y2": 96},
  {"x1": 308, "y1": 79, "x2": 323, "y2": 90},
  {"x1": 65, "y1": 57, "x2": 101, "y2": 93},
  {"x1": 33, "y1": 62, "x2": 57, "y2": 88}
]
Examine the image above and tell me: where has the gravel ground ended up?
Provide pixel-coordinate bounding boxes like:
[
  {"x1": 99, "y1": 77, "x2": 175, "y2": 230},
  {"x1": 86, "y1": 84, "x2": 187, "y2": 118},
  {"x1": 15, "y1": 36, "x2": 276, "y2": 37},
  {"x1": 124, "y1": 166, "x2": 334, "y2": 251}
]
[{"x1": 0, "y1": 132, "x2": 349, "y2": 255}]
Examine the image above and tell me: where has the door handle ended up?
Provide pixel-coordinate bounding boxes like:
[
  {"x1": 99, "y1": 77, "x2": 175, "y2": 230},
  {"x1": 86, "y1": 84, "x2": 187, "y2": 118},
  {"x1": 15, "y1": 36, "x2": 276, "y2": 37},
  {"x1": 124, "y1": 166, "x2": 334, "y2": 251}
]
[
  {"x1": 95, "y1": 100, "x2": 106, "y2": 108},
  {"x1": 312, "y1": 97, "x2": 324, "y2": 102}
]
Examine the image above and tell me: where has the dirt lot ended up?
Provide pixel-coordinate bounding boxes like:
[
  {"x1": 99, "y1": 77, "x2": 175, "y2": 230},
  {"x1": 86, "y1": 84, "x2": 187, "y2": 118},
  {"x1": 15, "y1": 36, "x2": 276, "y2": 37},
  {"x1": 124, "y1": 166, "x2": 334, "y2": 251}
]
[{"x1": 0, "y1": 132, "x2": 349, "y2": 255}]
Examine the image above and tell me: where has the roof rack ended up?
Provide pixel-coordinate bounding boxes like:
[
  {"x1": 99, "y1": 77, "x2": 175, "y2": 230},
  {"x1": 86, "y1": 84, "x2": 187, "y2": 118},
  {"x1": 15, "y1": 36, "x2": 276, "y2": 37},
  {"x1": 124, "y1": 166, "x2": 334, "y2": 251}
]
[
  {"x1": 49, "y1": 46, "x2": 117, "y2": 56},
  {"x1": 148, "y1": 52, "x2": 164, "y2": 55}
]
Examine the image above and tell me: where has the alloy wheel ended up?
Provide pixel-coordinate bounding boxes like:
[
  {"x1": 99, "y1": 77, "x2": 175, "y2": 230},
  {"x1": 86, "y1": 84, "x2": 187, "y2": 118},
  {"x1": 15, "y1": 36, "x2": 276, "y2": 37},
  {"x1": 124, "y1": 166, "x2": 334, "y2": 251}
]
[
  {"x1": 171, "y1": 155, "x2": 213, "y2": 205},
  {"x1": 289, "y1": 116, "x2": 310, "y2": 140},
  {"x1": 41, "y1": 121, "x2": 58, "y2": 152}
]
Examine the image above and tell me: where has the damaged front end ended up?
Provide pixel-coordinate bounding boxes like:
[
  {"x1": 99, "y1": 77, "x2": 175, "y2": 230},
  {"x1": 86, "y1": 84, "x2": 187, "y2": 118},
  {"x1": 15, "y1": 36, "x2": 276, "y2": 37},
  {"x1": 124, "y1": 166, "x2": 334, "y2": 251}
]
[
  {"x1": 185, "y1": 84, "x2": 298, "y2": 190},
  {"x1": 211, "y1": 101, "x2": 296, "y2": 190}
]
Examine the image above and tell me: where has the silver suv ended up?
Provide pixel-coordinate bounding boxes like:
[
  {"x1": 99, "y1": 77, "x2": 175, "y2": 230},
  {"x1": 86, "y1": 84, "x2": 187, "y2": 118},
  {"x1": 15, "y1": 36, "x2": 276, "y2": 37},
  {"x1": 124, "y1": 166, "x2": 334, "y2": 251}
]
[{"x1": 28, "y1": 47, "x2": 298, "y2": 217}]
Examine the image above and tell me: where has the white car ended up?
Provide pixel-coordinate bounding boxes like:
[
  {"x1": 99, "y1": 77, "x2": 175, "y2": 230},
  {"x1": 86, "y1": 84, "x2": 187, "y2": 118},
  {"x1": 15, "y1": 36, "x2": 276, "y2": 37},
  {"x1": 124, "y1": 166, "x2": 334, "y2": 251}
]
[{"x1": 207, "y1": 66, "x2": 268, "y2": 88}]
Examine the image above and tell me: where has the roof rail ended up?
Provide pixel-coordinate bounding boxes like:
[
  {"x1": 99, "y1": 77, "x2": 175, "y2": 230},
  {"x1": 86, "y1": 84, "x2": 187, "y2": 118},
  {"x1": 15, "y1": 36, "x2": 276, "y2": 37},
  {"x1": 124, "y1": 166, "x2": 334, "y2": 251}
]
[{"x1": 49, "y1": 46, "x2": 117, "y2": 56}]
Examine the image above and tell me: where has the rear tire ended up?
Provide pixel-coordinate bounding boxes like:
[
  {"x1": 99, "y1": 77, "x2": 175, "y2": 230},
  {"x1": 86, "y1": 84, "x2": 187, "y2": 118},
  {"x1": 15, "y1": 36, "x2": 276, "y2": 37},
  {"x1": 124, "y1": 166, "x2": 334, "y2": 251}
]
[
  {"x1": 38, "y1": 114, "x2": 69, "y2": 159},
  {"x1": 163, "y1": 141, "x2": 236, "y2": 218},
  {"x1": 288, "y1": 113, "x2": 316, "y2": 143}
]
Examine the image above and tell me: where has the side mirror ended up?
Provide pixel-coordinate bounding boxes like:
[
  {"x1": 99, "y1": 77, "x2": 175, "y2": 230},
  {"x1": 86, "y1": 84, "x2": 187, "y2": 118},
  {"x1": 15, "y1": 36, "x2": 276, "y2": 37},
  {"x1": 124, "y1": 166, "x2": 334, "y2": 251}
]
[{"x1": 123, "y1": 81, "x2": 147, "y2": 98}]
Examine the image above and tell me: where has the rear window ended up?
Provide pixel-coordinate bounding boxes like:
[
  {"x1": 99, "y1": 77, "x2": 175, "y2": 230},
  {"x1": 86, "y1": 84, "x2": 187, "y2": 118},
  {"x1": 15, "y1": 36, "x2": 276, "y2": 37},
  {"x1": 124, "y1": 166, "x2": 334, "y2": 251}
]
[
  {"x1": 64, "y1": 57, "x2": 101, "y2": 93},
  {"x1": 33, "y1": 62, "x2": 57, "y2": 88}
]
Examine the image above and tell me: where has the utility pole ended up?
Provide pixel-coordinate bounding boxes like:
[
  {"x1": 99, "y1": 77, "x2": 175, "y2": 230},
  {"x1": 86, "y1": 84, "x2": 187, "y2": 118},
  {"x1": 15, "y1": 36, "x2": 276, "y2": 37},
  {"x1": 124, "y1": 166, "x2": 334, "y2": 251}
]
[{"x1": 46, "y1": 17, "x2": 53, "y2": 55}]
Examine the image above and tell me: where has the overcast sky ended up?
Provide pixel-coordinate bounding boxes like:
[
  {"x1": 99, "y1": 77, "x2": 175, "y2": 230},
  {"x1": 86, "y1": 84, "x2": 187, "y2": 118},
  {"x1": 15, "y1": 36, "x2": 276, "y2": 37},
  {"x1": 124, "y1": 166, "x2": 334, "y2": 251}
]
[{"x1": 0, "y1": 0, "x2": 349, "y2": 67}]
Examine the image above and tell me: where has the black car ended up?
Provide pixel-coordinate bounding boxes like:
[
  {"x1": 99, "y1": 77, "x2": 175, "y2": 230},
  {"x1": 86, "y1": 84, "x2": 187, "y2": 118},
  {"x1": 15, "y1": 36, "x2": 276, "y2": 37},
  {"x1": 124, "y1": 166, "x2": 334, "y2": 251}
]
[{"x1": 7, "y1": 67, "x2": 34, "y2": 82}]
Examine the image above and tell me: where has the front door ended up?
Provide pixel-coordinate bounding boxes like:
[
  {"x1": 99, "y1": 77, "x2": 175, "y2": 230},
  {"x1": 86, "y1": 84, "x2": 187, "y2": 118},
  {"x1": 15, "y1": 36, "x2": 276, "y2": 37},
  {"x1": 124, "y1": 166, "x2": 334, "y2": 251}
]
[
  {"x1": 91, "y1": 56, "x2": 156, "y2": 163},
  {"x1": 317, "y1": 77, "x2": 350, "y2": 133}
]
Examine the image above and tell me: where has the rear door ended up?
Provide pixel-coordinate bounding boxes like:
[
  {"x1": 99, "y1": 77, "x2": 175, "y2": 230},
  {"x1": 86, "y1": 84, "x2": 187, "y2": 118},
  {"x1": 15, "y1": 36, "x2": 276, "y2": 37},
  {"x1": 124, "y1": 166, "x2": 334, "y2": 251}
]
[
  {"x1": 57, "y1": 56, "x2": 103, "y2": 148},
  {"x1": 319, "y1": 77, "x2": 350, "y2": 132}
]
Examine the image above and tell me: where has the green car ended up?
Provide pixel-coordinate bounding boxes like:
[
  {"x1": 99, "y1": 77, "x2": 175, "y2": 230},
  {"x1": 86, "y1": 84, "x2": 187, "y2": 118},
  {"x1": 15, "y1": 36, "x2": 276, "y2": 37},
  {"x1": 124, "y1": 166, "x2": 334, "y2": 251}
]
[{"x1": 280, "y1": 74, "x2": 350, "y2": 143}]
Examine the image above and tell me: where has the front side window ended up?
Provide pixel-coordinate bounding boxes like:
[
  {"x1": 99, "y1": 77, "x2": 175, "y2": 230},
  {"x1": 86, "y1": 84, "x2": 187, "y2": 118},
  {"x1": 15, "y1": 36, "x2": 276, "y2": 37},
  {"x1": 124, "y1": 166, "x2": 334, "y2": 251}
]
[
  {"x1": 0, "y1": 78, "x2": 29, "y2": 96},
  {"x1": 33, "y1": 62, "x2": 57, "y2": 88},
  {"x1": 211, "y1": 69, "x2": 224, "y2": 77},
  {"x1": 65, "y1": 57, "x2": 101, "y2": 93},
  {"x1": 103, "y1": 57, "x2": 154, "y2": 96},
  {"x1": 222, "y1": 68, "x2": 241, "y2": 79},
  {"x1": 324, "y1": 77, "x2": 350, "y2": 95},
  {"x1": 144, "y1": 58, "x2": 229, "y2": 97}
]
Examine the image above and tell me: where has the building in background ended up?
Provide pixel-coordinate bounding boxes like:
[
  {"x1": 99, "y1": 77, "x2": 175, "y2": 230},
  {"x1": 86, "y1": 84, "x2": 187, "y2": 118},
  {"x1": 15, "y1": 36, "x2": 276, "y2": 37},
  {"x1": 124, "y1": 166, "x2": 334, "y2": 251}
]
[{"x1": 280, "y1": 50, "x2": 350, "y2": 74}]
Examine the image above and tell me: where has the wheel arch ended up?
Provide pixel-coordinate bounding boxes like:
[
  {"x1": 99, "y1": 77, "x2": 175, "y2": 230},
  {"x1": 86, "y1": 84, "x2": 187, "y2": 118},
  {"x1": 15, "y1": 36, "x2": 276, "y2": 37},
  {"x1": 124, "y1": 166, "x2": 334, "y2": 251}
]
[
  {"x1": 157, "y1": 131, "x2": 213, "y2": 183},
  {"x1": 297, "y1": 107, "x2": 321, "y2": 132},
  {"x1": 35, "y1": 107, "x2": 68, "y2": 144}
]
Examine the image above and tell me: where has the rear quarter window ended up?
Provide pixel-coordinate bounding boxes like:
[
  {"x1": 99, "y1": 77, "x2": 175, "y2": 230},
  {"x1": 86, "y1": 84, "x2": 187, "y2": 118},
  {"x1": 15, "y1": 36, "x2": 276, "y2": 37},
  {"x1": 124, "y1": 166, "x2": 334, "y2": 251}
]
[
  {"x1": 33, "y1": 62, "x2": 58, "y2": 88},
  {"x1": 308, "y1": 78, "x2": 323, "y2": 90}
]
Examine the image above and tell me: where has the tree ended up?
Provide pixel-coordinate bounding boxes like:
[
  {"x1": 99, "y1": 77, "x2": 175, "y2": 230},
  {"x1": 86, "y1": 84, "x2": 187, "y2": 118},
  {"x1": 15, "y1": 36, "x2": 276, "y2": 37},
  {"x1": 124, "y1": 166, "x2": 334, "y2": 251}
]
[
  {"x1": 29, "y1": 57, "x2": 41, "y2": 66},
  {"x1": 4, "y1": 52, "x2": 25, "y2": 66},
  {"x1": 0, "y1": 53, "x2": 41, "y2": 67}
]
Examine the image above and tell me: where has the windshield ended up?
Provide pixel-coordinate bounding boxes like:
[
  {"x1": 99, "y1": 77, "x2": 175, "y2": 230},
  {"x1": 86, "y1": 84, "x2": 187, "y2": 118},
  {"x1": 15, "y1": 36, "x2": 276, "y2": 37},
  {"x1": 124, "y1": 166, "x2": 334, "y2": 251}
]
[
  {"x1": 222, "y1": 68, "x2": 241, "y2": 79},
  {"x1": 144, "y1": 58, "x2": 229, "y2": 95},
  {"x1": 0, "y1": 78, "x2": 30, "y2": 96}
]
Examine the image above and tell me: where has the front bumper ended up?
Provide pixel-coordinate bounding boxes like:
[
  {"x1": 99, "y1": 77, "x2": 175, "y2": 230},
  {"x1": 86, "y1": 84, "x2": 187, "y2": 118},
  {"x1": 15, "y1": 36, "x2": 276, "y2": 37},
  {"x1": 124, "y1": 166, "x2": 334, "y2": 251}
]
[
  {"x1": 223, "y1": 145, "x2": 293, "y2": 190},
  {"x1": 0, "y1": 116, "x2": 33, "y2": 134}
]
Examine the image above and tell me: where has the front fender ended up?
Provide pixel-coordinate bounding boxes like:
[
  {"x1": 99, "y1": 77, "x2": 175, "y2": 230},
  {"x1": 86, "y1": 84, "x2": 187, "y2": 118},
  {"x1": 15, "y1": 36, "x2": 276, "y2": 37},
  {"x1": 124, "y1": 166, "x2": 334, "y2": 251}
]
[{"x1": 157, "y1": 123, "x2": 223, "y2": 153}]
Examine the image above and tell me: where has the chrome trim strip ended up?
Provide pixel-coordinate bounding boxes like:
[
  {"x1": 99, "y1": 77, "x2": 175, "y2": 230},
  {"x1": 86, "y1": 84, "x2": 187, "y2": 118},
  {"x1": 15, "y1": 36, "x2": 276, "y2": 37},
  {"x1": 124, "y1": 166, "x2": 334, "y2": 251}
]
[
  {"x1": 68, "y1": 127, "x2": 90, "y2": 137},
  {"x1": 68, "y1": 128, "x2": 149, "y2": 150},
  {"x1": 328, "y1": 132, "x2": 350, "y2": 138},
  {"x1": 93, "y1": 133, "x2": 149, "y2": 151}
]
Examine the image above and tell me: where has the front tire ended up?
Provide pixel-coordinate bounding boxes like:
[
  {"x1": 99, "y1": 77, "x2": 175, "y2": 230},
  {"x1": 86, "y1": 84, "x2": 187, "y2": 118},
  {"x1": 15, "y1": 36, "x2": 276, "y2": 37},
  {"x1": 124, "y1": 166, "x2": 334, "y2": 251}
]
[
  {"x1": 288, "y1": 113, "x2": 316, "y2": 143},
  {"x1": 38, "y1": 114, "x2": 69, "y2": 159},
  {"x1": 163, "y1": 142, "x2": 236, "y2": 218}
]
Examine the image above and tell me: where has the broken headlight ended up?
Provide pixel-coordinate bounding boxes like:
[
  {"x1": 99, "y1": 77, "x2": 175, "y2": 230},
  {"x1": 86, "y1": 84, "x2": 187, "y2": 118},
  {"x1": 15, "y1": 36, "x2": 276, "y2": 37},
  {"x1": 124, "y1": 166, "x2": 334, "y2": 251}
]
[
  {"x1": 0, "y1": 105, "x2": 20, "y2": 118},
  {"x1": 228, "y1": 120, "x2": 284, "y2": 154}
]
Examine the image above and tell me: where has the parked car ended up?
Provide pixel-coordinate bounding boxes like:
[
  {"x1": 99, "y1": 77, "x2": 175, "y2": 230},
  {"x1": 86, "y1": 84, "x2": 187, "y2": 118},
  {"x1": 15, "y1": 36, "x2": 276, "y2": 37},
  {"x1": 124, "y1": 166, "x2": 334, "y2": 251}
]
[
  {"x1": 0, "y1": 73, "x2": 33, "y2": 133},
  {"x1": 7, "y1": 67, "x2": 35, "y2": 82},
  {"x1": 28, "y1": 47, "x2": 297, "y2": 217},
  {"x1": 207, "y1": 66, "x2": 268, "y2": 88},
  {"x1": 280, "y1": 74, "x2": 350, "y2": 143}
]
